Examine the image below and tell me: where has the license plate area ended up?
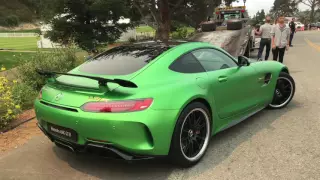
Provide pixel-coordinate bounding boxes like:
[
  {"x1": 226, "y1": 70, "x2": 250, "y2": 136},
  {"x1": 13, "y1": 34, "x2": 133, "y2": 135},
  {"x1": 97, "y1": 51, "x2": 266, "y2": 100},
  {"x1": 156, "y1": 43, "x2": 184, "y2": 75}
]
[{"x1": 47, "y1": 123, "x2": 78, "y2": 142}]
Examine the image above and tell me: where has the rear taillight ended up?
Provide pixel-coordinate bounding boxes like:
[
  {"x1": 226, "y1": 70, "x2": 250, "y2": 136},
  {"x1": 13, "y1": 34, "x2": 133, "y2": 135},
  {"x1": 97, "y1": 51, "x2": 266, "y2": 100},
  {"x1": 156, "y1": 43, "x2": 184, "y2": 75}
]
[{"x1": 81, "y1": 98, "x2": 153, "y2": 113}]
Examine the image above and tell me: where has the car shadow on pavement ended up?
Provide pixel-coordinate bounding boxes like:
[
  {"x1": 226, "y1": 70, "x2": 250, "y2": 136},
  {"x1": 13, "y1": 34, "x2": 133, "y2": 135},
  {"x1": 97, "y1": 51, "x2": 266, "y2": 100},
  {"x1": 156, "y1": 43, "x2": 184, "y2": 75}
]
[
  {"x1": 52, "y1": 146, "x2": 175, "y2": 180},
  {"x1": 52, "y1": 100, "x2": 301, "y2": 180}
]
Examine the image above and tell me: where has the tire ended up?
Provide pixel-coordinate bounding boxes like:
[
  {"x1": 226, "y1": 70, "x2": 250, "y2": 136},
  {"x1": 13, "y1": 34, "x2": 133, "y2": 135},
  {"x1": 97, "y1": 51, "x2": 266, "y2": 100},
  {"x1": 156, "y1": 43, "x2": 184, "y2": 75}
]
[
  {"x1": 268, "y1": 72, "x2": 295, "y2": 109},
  {"x1": 201, "y1": 22, "x2": 216, "y2": 32},
  {"x1": 227, "y1": 19, "x2": 243, "y2": 30},
  {"x1": 169, "y1": 102, "x2": 211, "y2": 167}
]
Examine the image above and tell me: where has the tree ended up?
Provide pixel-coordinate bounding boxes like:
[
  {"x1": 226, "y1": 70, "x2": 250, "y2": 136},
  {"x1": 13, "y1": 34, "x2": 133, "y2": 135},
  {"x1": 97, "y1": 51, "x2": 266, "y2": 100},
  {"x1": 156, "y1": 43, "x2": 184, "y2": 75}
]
[
  {"x1": 132, "y1": 0, "x2": 188, "y2": 42},
  {"x1": 43, "y1": 0, "x2": 139, "y2": 52},
  {"x1": 132, "y1": 0, "x2": 238, "y2": 42},
  {"x1": 298, "y1": 0, "x2": 320, "y2": 22},
  {"x1": 251, "y1": 9, "x2": 266, "y2": 25},
  {"x1": 271, "y1": 0, "x2": 299, "y2": 17},
  {"x1": 260, "y1": 9, "x2": 266, "y2": 20},
  {"x1": 295, "y1": 9, "x2": 311, "y2": 24},
  {"x1": 224, "y1": 0, "x2": 239, "y2": 6}
]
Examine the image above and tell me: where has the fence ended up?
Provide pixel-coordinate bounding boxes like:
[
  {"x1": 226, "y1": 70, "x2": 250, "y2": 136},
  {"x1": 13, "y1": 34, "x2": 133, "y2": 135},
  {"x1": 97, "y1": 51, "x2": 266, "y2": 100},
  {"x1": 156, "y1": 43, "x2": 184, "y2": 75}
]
[{"x1": 0, "y1": 33, "x2": 38, "y2": 37}]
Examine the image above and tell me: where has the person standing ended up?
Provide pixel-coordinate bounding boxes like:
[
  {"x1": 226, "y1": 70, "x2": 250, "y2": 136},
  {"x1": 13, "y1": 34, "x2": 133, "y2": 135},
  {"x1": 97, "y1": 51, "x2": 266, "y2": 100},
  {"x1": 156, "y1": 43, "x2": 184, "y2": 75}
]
[
  {"x1": 271, "y1": 16, "x2": 290, "y2": 63},
  {"x1": 255, "y1": 16, "x2": 273, "y2": 61},
  {"x1": 271, "y1": 17, "x2": 278, "y2": 59},
  {"x1": 289, "y1": 18, "x2": 296, "y2": 47}
]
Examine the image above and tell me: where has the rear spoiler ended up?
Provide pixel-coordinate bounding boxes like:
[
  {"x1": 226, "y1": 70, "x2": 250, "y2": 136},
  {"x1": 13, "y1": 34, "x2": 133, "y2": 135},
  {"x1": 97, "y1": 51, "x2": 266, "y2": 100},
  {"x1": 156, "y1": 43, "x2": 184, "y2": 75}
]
[{"x1": 36, "y1": 69, "x2": 138, "y2": 88}]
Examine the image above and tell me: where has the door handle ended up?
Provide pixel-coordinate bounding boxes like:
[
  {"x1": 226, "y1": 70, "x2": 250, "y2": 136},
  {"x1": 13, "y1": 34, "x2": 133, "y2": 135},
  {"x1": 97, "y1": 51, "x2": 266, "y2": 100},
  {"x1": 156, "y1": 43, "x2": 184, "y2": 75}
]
[{"x1": 218, "y1": 76, "x2": 228, "y2": 82}]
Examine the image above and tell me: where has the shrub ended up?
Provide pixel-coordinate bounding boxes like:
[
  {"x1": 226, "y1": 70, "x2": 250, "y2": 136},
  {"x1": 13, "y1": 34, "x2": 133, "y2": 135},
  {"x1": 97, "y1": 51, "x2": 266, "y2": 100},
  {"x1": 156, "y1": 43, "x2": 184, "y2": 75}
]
[
  {"x1": 128, "y1": 37, "x2": 137, "y2": 43},
  {"x1": 3, "y1": 15, "x2": 20, "y2": 28},
  {"x1": 17, "y1": 48, "x2": 78, "y2": 91},
  {"x1": 171, "y1": 27, "x2": 188, "y2": 39},
  {"x1": 171, "y1": 21, "x2": 186, "y2": 32},
  {"x1": 11, "y1": 82, "x2": 38, "y2": 110},
  {"x1": 0, "y1": 73, "x2": 21, "y2": 129}
]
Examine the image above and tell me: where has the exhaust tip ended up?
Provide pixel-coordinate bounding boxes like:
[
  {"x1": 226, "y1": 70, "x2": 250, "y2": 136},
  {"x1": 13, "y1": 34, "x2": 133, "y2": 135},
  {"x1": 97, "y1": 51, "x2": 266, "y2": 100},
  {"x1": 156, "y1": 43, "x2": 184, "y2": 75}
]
[{"x1": 55, "y1": 141, "x2": 75, "y2": 152}]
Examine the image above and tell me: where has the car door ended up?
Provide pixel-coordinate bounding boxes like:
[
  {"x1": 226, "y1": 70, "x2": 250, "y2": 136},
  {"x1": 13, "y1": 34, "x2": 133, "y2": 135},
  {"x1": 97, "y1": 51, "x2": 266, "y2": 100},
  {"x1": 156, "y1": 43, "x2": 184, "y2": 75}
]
[{"x1": 192, "y1": 48, "x2": 260, "y2": 119}]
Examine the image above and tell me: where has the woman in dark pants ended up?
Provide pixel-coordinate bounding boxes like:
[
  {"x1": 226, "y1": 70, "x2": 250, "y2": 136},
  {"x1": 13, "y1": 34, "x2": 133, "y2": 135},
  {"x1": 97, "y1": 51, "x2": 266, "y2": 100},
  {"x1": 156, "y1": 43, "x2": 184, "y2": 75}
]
[{"x1": 271, "y1": 16, "x2": 290, "y2": 63}]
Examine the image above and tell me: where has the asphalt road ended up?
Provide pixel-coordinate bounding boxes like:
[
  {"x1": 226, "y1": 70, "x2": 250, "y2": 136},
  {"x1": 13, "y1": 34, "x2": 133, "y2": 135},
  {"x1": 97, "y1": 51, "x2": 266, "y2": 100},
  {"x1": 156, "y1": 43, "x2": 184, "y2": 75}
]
[{"x1": 1, "y1": 31, "x2": 320, "y2": 180}]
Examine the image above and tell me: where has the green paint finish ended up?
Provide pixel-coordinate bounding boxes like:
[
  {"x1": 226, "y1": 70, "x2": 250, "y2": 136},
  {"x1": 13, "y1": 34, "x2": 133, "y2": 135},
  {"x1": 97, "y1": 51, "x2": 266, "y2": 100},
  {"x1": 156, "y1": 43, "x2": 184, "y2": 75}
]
[{"x1": 35, "y1": 42, "x2": 289, "y2": 156}]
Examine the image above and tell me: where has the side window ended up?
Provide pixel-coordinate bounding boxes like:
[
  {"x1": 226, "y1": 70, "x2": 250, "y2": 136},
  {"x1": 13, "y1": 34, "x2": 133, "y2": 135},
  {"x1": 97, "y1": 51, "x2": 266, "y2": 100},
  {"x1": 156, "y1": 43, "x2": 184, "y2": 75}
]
[
  {"x1": 192, "y1": 49, "x2": 237, "y2": 72},
  {"x1": 169, "y1": 53, "x2": 205, "y2": 73}
]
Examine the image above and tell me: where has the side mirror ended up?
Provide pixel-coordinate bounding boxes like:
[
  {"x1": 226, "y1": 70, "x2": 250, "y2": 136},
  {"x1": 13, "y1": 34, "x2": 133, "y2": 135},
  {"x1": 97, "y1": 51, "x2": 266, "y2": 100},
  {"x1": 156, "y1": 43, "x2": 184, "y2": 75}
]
[{"x1": 238, "y1": 56, "x2": 250, "y2": 67}]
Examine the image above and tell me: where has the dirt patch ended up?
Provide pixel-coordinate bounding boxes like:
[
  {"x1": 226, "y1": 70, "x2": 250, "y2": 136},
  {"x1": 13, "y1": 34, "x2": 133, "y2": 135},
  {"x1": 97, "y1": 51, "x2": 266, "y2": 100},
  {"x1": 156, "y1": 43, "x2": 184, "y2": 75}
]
[
  {"x1": 107, "y1": 43, "x2": 124, "y2": 49},
  {"x1": 0, "y1": 109, "x2": 41, "y2": 155},
  {"x1": 0, "y1": 119, "x2": 42, "y2": 155},
  {"x1": 0, "y1": 23, "x2": 40, "y2": 31},
  {"x1": 1, "y1": 109, "x2": 36, "y2": 133}
]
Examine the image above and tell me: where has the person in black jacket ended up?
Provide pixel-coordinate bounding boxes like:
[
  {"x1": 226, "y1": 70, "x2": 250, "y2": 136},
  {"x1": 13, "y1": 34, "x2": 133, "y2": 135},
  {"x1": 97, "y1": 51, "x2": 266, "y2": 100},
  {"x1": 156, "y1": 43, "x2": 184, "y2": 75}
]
[{"x1": 289, "y1": 18, "x2": 296, "y2": 47}]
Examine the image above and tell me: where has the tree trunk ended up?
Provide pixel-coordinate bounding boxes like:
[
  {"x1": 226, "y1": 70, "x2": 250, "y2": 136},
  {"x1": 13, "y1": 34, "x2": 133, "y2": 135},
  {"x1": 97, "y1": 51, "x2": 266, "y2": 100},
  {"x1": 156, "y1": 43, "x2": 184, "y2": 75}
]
[
  {"x1": 310, "y1": 3, "x2": 315, "y2": 22},
  {"x1": 156, "y1": 0, "x2": 170, "y2": 43}
]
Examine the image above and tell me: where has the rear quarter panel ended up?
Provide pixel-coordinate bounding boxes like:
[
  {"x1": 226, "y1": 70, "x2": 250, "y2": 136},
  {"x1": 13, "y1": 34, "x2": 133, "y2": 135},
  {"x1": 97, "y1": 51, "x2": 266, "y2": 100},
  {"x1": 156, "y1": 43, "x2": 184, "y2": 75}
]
[{"x1": 131, "y1": 42, "x2": 216, "y2": 111}]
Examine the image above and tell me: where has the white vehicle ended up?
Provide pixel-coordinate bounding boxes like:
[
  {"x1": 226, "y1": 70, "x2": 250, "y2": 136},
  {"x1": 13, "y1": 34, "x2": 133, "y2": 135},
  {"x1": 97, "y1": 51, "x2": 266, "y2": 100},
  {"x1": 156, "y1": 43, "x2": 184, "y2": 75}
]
[
  {"x1": 286, "y1": 22, "x2": 305, "y2": 30},
  {"x1": 295, "y1": 22, "x2": 304, "y2": 29}
]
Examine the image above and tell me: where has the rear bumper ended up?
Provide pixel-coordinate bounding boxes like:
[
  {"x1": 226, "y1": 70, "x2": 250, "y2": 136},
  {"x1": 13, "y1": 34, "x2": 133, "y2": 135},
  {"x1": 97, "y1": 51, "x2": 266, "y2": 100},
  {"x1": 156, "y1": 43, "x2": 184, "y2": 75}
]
[
  {"x1": 37, "y1": 123, "x2": 155, "y2": 160},
  {"x1": 35, "y1": 99, "x2": 180, "y2": 156}
]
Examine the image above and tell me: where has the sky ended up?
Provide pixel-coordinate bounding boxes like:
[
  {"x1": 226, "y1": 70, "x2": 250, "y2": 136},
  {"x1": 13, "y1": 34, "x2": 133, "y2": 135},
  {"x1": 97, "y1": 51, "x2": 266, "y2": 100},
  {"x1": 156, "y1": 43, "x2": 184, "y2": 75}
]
[{"x1": 232, "y1": 0, "x2": 310, "y2": 17}]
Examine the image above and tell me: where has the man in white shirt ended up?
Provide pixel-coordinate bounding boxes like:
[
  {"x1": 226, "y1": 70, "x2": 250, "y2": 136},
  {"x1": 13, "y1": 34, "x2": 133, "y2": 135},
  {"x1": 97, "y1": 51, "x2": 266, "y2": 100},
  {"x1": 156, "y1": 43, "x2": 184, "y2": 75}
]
[{"x1": 255, "y1": 16, "x2": 273, "y2": 60}]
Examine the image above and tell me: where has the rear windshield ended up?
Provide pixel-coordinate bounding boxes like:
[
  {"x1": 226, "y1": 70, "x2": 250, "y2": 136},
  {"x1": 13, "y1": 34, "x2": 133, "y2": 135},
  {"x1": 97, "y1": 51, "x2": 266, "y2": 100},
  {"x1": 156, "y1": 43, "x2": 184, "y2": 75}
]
[{"x1": 79, "y1": 45, "x2": 170, "y2": 75}]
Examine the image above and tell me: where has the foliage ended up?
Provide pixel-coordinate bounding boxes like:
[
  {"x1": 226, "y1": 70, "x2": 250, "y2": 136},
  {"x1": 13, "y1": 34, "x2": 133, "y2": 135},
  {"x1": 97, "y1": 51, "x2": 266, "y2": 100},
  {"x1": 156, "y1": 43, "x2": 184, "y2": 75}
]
[
  {"x1": 0, "y1": 15, "x2": 20, "y2": 28},
  {"x1": 11, "y1": 82, "x2": 38, "y2": 110},
  {"x1": 17, "y1": 48, "x2": 78, "y2": 91},
  {"x1": 251, "y1": 9, "x2": 266, "y2": 26},
  {"x1": 128, "y1": 37, "x2": 137, "y2": 43},
  {"x1": 132, "y1": 0, "x2": 238, "y2": 42},
  {"x1": 298, "y1": 0, "x2": 320, "y2": 22},
  {"x1": 224, "y1": 0, "x2": 239, "y2": 6},
  {"x1": 0, "y1": 70, "x2": 21, "y2": 129},
  {"x1": 270, "y1": 0, "x2": 299, "y2": 17},
  {"x1": 44, "y1": 0, "x2": 139, "y2": 52},
  {"x1": 171, "y1": 27, "x2": 188, "y2": 39},
  {"x1": 0, "y1": 0, "x2": 38, "y2": 23}
]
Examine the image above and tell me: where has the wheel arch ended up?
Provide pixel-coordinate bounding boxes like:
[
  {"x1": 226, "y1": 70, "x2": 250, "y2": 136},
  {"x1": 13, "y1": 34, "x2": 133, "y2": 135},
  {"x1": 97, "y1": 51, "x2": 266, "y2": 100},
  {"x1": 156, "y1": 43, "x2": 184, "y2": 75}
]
[
  {"x1": 281, "y1": 67, "x2": 289, "y2": 74},
  {"x1": 173, "y1": 96, "x2": 214, "y2": 134},
  {"x1": 187, "y1": 97, "x2": 213, "y2": 118}
]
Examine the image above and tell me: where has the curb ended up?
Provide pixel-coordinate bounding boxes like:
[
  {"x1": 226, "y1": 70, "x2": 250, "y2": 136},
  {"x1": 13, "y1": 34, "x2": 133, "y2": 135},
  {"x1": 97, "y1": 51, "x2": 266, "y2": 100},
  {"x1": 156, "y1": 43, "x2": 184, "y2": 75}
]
[{"x1": 0, "y1": 116, "x2": 36, "y2": 134}]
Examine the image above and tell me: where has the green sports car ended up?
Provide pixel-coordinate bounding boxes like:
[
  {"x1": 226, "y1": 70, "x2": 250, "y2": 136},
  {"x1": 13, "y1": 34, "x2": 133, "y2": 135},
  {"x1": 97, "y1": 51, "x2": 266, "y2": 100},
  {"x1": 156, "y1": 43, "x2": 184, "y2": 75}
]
[{"x1": 35, "y1": 41, "x2": 295, "y2": 167}]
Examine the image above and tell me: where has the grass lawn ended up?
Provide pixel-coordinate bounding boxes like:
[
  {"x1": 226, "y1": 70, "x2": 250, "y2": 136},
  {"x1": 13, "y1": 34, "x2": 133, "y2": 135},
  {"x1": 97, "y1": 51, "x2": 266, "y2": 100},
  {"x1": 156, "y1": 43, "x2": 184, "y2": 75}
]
[
  {"x1": 0, "y1": 52, "x2": 36, "y2": 70},
  {"x1": 186, "y1": 27, "x2": 195, "y2": 33},
  {"x1": 136, "y1": 25, "x2": 155, "y2": 33},
  {"x1": 0, "y1": 37, "x2": 40, "y2": 51}
]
